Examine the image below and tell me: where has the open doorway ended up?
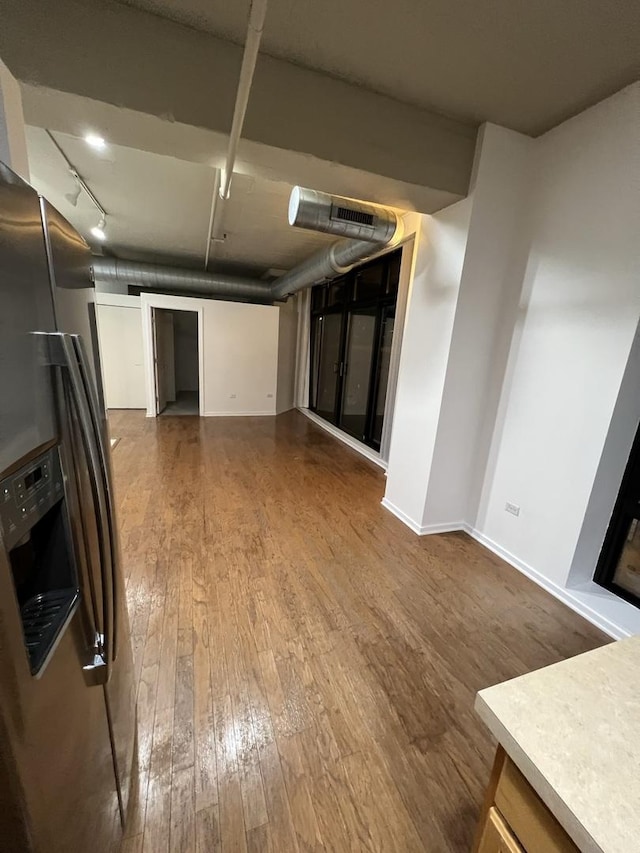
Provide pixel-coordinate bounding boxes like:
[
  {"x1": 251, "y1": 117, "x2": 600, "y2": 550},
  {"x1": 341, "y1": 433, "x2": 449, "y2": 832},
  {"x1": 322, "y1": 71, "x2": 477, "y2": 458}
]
[{"x1": 151, "y1": 307, "x2": 200, "y2": 415}]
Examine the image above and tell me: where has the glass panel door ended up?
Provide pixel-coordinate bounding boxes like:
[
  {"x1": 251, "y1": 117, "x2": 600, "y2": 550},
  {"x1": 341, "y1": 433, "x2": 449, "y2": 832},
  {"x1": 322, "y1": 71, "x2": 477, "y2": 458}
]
[
  {"x1": 339, "y1": 307, "x2": 377, "y2": 441},
  {"x1": 371, "y1": 306, "x2": 396, "y2": 449},
  {"x1": 308, "y1": 248, "x2": 402, "y2": 450},
  {"x1": 314, "y1": 313, "x2": 343, "y2": 424}
]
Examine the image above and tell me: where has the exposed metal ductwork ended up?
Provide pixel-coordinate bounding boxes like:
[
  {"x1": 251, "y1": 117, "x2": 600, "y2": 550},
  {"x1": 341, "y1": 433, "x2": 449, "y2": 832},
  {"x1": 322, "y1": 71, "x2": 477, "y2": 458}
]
[
  {"x1": 271, "y1": 188, "x2": 403, "y2": 299},
  {"x1": 270, "y1": 236, "x2": 398, "y2": 300},
  {"x1": 92, "y1": 187, "x2": 403, "y2": 303},
  {"x1": 91, "y1": 257, "x2": 274, "y2": 303},
  {"x1": 288, "y1": 186, "x2": 399, "y2": 243}
]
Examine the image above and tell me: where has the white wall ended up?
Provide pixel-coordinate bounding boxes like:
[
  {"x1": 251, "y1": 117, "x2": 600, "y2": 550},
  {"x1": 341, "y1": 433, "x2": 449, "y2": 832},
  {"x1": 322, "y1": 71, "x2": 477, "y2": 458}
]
[
  {"x1": 383, "y1": 200, "x2": 472, "y2": 531},
  {"x1": 203, "y1": 300, "x2": 279, "y2": 416},
  {"x1": 421, "y1": 125, "x2": 534, "y2": 529},
  {"x1": 95, "y1": 295, "x2": 146, "y2": 409},
  {"x1": 383, "y1": 82, "x2": 640, "y2": 637},
  {"x1": 473, "y1": 82, "x2": 640, "y2": 634},
  {"x1": 276, "y1": 296, "x2": 298, "y2": 414},
  {"x1": 0, "y1": 58, "x2": 29, "y2": 178},
  {"x1": 141, "y1": 293, "x2": 280, "y2": 417}
]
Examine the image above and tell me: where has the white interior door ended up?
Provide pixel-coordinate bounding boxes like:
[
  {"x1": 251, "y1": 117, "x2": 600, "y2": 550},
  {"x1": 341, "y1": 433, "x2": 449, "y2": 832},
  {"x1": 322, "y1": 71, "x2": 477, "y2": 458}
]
[
  {"x1": 96, "y1": 305, "x2": 146, "y2": 409},
  {"x1": 151, "y1": 308, "x2": 175, "y2": 414}
]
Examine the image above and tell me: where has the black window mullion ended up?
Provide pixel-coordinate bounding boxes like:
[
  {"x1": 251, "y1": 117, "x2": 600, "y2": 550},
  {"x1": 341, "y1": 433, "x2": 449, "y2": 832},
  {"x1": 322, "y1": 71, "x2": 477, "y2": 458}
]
[
  {"x1": 594, "y1": 421, "x2": 640, "y2": 608},
  {"x1": 308, "y1": 248, "x2": 402, "y2": 450},
  {"x1": 363, "y1": 305, "x2": 384, "y2": 446},
  {"x1": 335, "y1": 302, "x2": 349, "y2": 427}
]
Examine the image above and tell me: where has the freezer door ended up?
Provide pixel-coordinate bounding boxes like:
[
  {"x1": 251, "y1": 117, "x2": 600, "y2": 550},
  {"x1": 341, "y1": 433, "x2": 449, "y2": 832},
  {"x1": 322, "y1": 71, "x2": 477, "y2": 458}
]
[
  {"x1": 41, "y1": 199, "x2": 137, "y2": 826},
  {"x1": 70, "y1": 334, "x2": 137, "y2": 826},
  {"x1": 0, "y1": 164, "x2": 57, "y2": 478},
  {"x1": 105, "y1": 562, "x2": 138, "y2": 829},
  {"x1": 64, "y1": 366, "x2": 138, "y2": 829}
]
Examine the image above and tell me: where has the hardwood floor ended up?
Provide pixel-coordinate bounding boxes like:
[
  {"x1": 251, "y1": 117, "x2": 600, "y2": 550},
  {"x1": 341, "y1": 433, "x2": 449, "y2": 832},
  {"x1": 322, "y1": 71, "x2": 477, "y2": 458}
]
[{"x1": 109, "y1": 409, "x2": 606, "y2": 853}]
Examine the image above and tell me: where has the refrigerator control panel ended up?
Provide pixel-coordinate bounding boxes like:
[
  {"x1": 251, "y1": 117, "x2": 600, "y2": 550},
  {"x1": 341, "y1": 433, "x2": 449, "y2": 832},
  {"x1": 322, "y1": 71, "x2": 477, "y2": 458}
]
[{"x1": 0, "y1": 447, "x2": 64, "y2": 549}]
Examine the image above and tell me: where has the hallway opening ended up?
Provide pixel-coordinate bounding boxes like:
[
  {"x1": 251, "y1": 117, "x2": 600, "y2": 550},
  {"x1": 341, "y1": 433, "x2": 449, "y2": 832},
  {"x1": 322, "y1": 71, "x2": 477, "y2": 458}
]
[{"x1": 152, "y1": 307, "x2": 200, "y2": 416}]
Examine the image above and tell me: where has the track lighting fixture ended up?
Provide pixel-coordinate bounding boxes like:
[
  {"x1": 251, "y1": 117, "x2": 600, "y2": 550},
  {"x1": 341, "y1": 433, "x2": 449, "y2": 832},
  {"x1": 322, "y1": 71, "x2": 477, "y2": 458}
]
[
  {"x1": 45, "y1": 130, "x2": 110, "y2": 246},
  {"x1": 91, "y1": 214, "x2": 107, "y2": 242},
  {"x1": 85, "y1": 133, "x2": 106, "y2": 151},
  {"x1": 64, "y1": 176, "x2": 82, "y2": 207}
]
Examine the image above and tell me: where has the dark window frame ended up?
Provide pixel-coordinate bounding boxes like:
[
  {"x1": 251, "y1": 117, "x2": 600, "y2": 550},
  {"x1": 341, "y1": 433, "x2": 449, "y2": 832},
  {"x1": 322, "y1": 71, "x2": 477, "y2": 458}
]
[
  {"x1": 308, "y1": 248, "x2": 401, "y2": 450},
  {"x1": 593, "y1": 421, "x2": 640, "y2": 609}
]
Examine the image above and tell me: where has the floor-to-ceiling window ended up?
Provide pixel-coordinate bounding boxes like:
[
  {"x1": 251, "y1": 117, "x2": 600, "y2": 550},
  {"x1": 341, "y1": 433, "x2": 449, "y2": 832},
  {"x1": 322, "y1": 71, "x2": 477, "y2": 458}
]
[{"x1": 309, "y1": 248, "x2": 401, "y2": 451}]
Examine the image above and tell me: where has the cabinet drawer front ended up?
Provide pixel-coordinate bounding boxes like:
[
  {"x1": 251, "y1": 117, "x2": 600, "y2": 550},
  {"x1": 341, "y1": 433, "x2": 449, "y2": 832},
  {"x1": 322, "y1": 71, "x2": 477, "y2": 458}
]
[
  {"x1": 495, "y1": 759, "x2": 578, "y2": 853},
  {"x1": 478, "y1": 807, "x2": 524, "y2": 853}
]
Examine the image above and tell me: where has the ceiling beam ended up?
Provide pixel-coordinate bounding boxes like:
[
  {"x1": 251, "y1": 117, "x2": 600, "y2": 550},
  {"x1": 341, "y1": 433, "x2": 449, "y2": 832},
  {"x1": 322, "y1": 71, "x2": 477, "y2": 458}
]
[{"x1": 0, "y1": 0, "x2": 477, "y2": 213}]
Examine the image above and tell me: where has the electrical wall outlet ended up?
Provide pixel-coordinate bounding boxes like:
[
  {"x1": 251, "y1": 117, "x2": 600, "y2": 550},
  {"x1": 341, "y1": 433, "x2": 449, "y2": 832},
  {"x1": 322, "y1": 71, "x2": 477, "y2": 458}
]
[{"x1": 505, "y1": 502, "x2": 520, "y2": 517}]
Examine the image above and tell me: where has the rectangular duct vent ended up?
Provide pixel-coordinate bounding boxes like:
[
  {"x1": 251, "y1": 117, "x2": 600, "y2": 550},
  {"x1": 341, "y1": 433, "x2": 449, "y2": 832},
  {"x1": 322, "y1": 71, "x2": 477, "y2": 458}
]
[{"x1": 332, "y1": 206, "x2": 375, "y2": 227}]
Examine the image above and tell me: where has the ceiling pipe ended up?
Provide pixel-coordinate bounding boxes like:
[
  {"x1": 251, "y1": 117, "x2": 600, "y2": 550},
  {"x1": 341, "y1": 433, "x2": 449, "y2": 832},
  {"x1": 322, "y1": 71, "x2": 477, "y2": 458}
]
[
  {"x1": 287, "y1": 186, "x2": 398, "y2": 243},
  {"x1": 204, "y1": 0, "x2": 269, "y2": 269},
  {"x1": 92, "y1": 187, "x2": 403, "y2": 303},
  {"x1": 91, "y1": 257, "x2": 275, "y2": 303},
  {"x1": 270, "y1": 187, "x2": 403, "y2": 299},
  {"x1": 269, "y1": 236, "x2": 400, "y2": 300},
  {"x1": 203, "y1": 168, "x2": 221, "y2": 271},
  {"x1": 221, "y1": 0, "x2": 268, "y2": 201}
]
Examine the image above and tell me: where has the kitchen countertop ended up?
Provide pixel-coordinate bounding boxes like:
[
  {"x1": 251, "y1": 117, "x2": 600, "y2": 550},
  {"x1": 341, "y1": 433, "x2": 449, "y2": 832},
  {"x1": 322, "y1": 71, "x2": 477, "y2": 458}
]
[{"x1": 475, "y1": 635, "x2": 640, "y2": 853}]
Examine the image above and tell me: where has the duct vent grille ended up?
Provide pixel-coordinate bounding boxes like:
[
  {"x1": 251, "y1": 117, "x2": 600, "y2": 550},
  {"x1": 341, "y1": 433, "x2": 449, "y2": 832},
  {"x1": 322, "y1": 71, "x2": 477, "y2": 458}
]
[{"x1": 332, "y1": 205, "x2": 375, "y2": 226}]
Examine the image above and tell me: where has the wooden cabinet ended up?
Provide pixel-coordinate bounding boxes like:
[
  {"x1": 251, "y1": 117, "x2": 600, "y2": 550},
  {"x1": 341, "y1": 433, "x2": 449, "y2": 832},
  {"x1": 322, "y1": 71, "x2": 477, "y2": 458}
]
[
  {"x1": 477, "y1": 808, "x2": 523, "y2": 852},
  {"x1": 474, "y1": 748, "x2": 578, "y2": 853}
]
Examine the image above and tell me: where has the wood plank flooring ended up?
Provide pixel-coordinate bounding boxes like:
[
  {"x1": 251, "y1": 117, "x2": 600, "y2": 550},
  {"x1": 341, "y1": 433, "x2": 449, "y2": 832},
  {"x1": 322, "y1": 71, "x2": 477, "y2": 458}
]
[{"x1": 109, "y1": 409, "x2": 606, "y2": 853}]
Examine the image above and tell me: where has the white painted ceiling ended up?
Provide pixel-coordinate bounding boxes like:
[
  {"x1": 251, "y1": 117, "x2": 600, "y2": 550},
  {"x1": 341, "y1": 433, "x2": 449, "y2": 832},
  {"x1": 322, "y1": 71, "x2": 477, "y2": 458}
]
[
  {"x1": 26, "y1": 126, "x2": 333, "y2": 275},
  {"x1": 113, "y1": 0, "x2": 640, "y2": 135}
]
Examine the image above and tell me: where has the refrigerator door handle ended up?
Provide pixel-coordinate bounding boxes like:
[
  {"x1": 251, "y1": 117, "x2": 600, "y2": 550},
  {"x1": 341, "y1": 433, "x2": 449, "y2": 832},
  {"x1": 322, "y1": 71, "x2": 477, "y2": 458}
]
[
  {"x1": 71, "y1": 334, "x2": 119, "y2": 664},
  {"x1": 83, "y1": 631, "x2": 108, "y2": 686},
  {"x1": 38, "y1": 331, "x2": 113, "y2": 683}
]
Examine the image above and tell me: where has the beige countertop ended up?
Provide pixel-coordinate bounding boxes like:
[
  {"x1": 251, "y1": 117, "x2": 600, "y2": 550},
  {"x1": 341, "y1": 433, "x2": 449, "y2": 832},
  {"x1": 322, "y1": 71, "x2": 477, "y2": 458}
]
[{"x1": 475, "y1": 635, "x2": 640, "y2": 853}]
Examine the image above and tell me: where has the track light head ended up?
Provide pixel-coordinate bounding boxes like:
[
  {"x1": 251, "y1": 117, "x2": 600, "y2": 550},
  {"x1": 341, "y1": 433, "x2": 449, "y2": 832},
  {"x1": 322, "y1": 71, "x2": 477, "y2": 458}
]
[{"x1": 90, "y1": 214, "x2": 107, "y2": 242}]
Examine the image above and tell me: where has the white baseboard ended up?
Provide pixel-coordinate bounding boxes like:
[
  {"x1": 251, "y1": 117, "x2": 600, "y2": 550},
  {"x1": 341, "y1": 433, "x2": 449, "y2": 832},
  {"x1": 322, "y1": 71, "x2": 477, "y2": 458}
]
[
  {"x1": 421, "y1": 521, "x2": 467, "y2": 535},
  {"x1": 377, "y1": 501, "x2": 632, "y2": 639},
  {"x1": 380, "y1": 497, "x2": 425, "y2": 534},
  {"x1": 464, "y1": 525, "x2": 630, "y2": 640},
  {"x1": 298, "y1": 408, "x2": 387, "y2": 470},
  {"x1": 203, "y1": 410, "x2": 276, "y2": 417},
  {"x1": 381, "y1": 498, "x2": 466, "y2": 536}
]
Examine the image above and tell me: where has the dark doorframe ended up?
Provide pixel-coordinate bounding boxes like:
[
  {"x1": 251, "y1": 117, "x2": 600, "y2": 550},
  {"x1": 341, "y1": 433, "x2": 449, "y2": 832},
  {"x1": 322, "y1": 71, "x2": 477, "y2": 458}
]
[{"x1": 594, "y1": 421, "x2": 640, "y2": 608}]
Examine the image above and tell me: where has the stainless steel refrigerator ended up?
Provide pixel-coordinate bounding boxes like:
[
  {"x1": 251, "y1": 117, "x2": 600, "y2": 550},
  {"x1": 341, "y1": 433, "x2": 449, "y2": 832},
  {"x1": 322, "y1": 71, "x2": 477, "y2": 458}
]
[{"x1": 0, "y1": 162, "x2": 137, "y2": 851}]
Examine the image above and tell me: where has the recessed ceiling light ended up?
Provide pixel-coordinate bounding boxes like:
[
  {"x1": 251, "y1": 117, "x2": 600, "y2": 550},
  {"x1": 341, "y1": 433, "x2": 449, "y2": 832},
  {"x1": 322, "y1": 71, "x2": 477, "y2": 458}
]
[{"x1": 85, "y1": 133, "x2": 106, "y2": 150}]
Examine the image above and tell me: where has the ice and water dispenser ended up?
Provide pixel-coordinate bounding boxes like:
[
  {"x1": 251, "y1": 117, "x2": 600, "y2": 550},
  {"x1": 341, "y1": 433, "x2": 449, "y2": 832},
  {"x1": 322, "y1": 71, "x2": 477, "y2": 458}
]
[{"x1": 0, "y1": 446, "x2": 79, "y2": 676}]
